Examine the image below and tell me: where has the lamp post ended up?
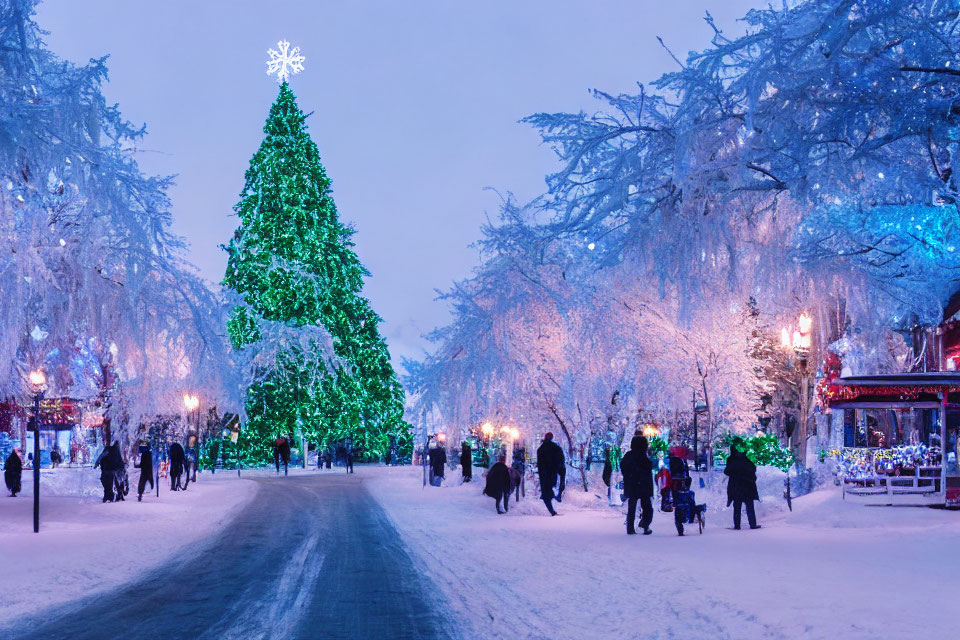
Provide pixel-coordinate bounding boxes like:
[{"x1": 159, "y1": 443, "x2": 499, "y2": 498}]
[
  {"x1": 781, "y1": 313, "x2": 813, "y2": 467},
  {"x1": 183, "y1": 394, "x2": 199, "y2": 482},
  {"x1": 28, "y1": 369, "x2": 46, "y2": 533}
]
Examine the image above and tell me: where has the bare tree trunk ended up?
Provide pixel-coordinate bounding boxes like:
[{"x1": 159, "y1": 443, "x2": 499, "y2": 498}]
[
  {"x1": 548, "y1": 404, "x2": 588, "y2": 492},
  {"x1": 698, "y1": 367, "x2": 714, "y2": 471}
]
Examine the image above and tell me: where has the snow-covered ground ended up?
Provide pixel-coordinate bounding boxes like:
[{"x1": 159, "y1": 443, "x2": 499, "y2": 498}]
[
  {"x1": 0, "y1": 466, "x2": 258, "y2": 626},
  {"x1": 369, "y1": 465, "x2": 959, "y2": 640}
]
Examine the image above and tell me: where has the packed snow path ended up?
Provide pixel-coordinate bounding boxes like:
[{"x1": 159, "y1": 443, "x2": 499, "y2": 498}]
[{"x1": 8, "y1": 474, "x2": 450, "y2": 640}]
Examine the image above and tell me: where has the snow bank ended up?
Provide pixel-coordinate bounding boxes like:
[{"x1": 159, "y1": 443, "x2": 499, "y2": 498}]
[
  {"x1": 0, "y1": 472, "x2": 257, "y2": 625},
  {"x1": 368, "y1": 465, "x2": 959, "y2": 640}
]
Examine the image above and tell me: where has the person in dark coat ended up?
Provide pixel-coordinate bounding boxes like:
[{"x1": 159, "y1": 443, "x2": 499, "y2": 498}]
[
  {"x1": 620, "y1": 436, "x2": 654, "y2": 535},
  {"x1": 112, "y1": 443, "x2": 128, "y2": 502},
  {"x1": 169, "y1": 442, "x2": 185, "y2": 491},
  {"x1": 94, "y1": 441, "x2": 123, "y2": 502},
  {"x1": 345, "y1": 445, "x2": 354, "y2": 474},
  {"x1": 484, "y1": 456, "x2": 512, "y2": 514},
  {"x1": 134, "y1": 444, "x2": 154, "y2": 502},
  {"x1": 725, "y1": 442, "x2": 761, "y2": 530},
  {"x1": 428, "y1": 444, "x2": 446, "y2": 484},
  {"x1": 460, "y1": 442, "x2": 472, "y2": 483},
  {"x1": 278, "y1": 436, "x2": 292, "y2": 476},
  {"x1": 536, "y1": 432, "x2": 565, "y2": 516},
  {"x1": 4, "y1": 449, "x2": 23, "y2": 497}
]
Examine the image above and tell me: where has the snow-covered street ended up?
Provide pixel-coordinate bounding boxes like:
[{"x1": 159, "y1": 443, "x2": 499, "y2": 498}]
[
  {"x1": 0, "y1": 467, "x2": 257, "y2": 628},
  {"x1": 370, "y1": 466, "x2": 959, "y2": 640}
]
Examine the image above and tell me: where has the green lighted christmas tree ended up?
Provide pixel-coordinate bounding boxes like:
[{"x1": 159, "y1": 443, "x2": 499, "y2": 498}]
[{"x1": 223, "y1": 59, "x2": 409, "y2": 463}]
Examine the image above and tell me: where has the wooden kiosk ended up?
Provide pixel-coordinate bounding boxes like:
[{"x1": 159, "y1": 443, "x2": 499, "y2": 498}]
[{"x1": 829, "y1": 373, "x2": 960, "y2": 506}]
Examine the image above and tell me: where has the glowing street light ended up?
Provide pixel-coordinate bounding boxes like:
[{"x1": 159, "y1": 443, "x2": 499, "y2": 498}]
[
  {"x1": 481, "y1": 422, "x2": 494, "y2": 439},
  {"x1": 781, "y1": 312, "x2": 814, "y2": 467},
  {"x1": 28, "y1": 370, "x2": 47, "y2": 390},
  {"x1": 27, "y1": 368, "x2": 46, "y2": 533},
  {"x1": 183, "y1": 393, "x2": 200, "y2": 412}
]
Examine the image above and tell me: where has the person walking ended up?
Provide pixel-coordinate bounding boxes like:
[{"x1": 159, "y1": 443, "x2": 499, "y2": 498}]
[
  {"x1": 460, "y1": 442, "x2": 472, "y2": 483},
  {"x1": 94, "y1": 441, "x2": 122, "y2": 502},
  {"x1": 621, "y1": 436, "x2": 654, "y2": 535},
  {"x1": 277, "y1": 436, "x2": 292, "y2": 476},
  {"x1": 725, "y1": 441, "x2": 761, "y2": 530},
  {"x1": 4, "y1": 449, "x2": 22, "y2": 497},
  {"x1": 134, "y1": 443, "x2": 154, "y2": 502},
  {"x1": 536, "y1": 432, "x2": 565, "y2": 516},
  {"x1": 483, "y1": 456, "x2": 512, "y2": 514},
  {"x1": 169, "y1": 442, "x2": 185, "y2": 491},
  {"x1": 345, "y1": 445, "x2": 354, "y2": 474}
]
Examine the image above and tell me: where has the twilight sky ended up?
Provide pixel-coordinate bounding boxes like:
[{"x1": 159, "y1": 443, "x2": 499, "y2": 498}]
[{"x1": 36, "y1": 0, "x2": 756, "y2": 367}]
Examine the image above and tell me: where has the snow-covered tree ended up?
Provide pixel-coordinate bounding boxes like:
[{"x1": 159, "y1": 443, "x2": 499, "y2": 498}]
[
  {"x1": 223, "y1": 81, "x2": 409, "y2": 461},
  {"x1": 0, "y1": 1, "x2": 233, "y2": 436},
  {"x1": 411, "y1": 0, "x2": 960, "y2": 471}
]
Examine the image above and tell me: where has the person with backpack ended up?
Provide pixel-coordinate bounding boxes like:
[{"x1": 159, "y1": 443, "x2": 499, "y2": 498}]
[
  {"x1": 4, "y1": 449, "x2": 22, "y2": 497},
  {"x1": 134, "y1": 443, "x2": 154, "y2": 502},
  {"x1": 620, "y1": 436, "x2": 654, "y2": 535},
  {"x1": 536, "y1": 432, "x2": 565, "y2": 516},
  {"x1": 725, "y1": 441, "x2": 761, "y2": 530}
]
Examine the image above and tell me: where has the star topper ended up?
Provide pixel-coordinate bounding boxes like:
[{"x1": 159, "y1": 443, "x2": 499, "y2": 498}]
[{"x1": 266, "y1": 40, "x2": 305, "y2": 83}]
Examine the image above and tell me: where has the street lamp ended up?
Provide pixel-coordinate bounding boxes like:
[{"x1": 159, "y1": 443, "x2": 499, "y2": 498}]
[
  {"x1": 28, "y1": 369, "x2": 46, "y2": 533},
  {"x1": 781, "y1": 313, "x2": 814, "y2": 467},
  {"x1": 182, "y1": 393, "x2": 200, "y2": 483},
  {"x1": 481, "y1": 422, "x2": 494, "y2": 441},
  {"x1": 182, "y1": 393, "x2": 199, "y2": 412}
]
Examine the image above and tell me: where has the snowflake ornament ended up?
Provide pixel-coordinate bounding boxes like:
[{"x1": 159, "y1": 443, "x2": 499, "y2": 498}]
[{"x1": 266, "y1": 40, "x2": 305, "y2": 83}]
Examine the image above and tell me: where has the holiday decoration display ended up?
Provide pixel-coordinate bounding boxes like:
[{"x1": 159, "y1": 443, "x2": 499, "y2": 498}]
[
  {"x1": 223, "y1": 73, "x2": 409, "y2": 463},
  {"x1": 717, "y1": 434, "x2": 795, "y2": 472},
  {"x1": 266, "y1": 40, "x2": 305, "y2": 83}
]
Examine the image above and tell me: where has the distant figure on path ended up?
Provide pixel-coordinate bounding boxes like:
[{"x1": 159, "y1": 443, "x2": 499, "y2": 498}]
[
  {"x1": 725, "y1": 441, "x2": 761, "y2": 530},
  {"x1": 4, "y1": 449, "x2": 22, "y2": 497},
  {"x1": 134, "y1": 443, "x2": 154, "y2": 502},
  {"x1": 345, "y1": 446, "x2": 354, "y2": 474},
  {"x1": 274, "y1": 436, "x2": 291, "y2": 476},
  {"x1": 536, "y1": 432, "x2": 565, "y2": 516},
  {"x1": 169, "y1": 442, "x2": 186, "y2": 491},
  {"x1": 620, "y1": 436, "x2": 654, "y2": 535},
  {"x1": 460, "y1": 442, "x2": 472, "y2": 483},
  {"x1": 428, "y1": 444, "x2": 445, "y2": 485},
  {"x1": 484, "y1": 456, "x2": 512, "y2": 514}
]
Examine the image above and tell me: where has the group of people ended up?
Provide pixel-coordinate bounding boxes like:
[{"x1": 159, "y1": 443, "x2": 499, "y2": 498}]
[
  {"x1": 272, "y1": 436, "x2": 356, "y2": 475},
  {"x1": 475, "y1": 431, "x2": 763, "y2": 535},
  {"x1": 93, "y1": 440, "x2": 196, "y2": 503}
]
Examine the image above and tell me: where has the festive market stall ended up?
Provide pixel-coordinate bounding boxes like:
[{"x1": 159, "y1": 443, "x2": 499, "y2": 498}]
[{"x1": 827, "y1": 373, "x2": 960, "y2": 506}]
